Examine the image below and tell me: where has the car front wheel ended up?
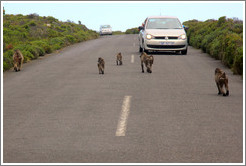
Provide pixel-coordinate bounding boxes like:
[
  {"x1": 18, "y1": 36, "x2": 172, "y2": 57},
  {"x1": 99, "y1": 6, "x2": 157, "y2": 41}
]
[
  {"x1": 181, "y1": 48, "x2": 188, "y2": 55},
  {"x1": 143, "y1": 48, "x2": 148, "y2": 54},
  {"x1": 139, "y1": 46, "x2": 143, "y2": 52}
]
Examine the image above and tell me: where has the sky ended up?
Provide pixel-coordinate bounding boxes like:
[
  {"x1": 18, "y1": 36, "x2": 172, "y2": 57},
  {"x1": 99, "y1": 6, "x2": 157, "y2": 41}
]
[{"x1": 2, "y1": 1, "x2": 245, "y2": 32}]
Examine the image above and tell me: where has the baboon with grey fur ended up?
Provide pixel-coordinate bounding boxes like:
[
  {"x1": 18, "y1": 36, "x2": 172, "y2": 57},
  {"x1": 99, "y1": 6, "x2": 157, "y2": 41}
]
[
  {"x1": 13, "y1": 49, "x2": 24, "y2": 72},
  {"x1": 116, "y1": 52, "x2": 122, "y2": 65},
  {"x1": 140, "y1": 52, "x2": 154, "y2": 73},
  {"x1": 98, "y1": 57, "x2": 105, "y2": 74},
  {"x1": 215, "y1": 68, "x2": 229, "y2": 96}
]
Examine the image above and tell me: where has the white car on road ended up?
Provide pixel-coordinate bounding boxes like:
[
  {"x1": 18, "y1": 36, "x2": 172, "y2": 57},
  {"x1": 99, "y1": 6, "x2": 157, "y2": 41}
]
[
  {"x1": 100, "y1": 25, "x2": 112, "y2": 36},
  {"x1": 138, "y1": 16, "x2": 188, "y2": 55}
]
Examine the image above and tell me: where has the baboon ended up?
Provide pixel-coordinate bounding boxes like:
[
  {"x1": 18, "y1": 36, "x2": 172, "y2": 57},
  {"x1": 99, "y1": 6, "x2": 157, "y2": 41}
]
[
  {"x1": 215, "y1": 68, "x2": 229, "y2": 96},
  {"x1": 140, "y1": 52, "x2": 154, "y2": 73},
  {"x1": 13, "y1": 49, "x2": 24, "y2": 72},
  {"x1": 116, "y1": 52, "x2": 123, "y2": 65},
  {"x1": 97, "y1": 57, "x2": 105, "y2": 74}
]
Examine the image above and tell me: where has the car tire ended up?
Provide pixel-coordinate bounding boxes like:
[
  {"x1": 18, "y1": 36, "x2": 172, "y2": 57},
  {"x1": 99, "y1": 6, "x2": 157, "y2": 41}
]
[
  {"x1": 181, "y1": 48, "x2": 188, "y2": 55},
  {"x1": 139, "y1": 46, "x2": 143, "y2": 52},
  {"x1": 143, "y1": 48, "x2": 148, "y2": 54}
]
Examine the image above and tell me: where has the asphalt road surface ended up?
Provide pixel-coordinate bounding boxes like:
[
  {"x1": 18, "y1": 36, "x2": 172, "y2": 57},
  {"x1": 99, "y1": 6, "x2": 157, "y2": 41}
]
[{"x1": 3, "y1": 35, "x2": 243, "y2": 163}]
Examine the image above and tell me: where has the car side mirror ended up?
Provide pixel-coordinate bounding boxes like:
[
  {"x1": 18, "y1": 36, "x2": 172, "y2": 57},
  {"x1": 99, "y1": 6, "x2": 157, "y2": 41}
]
[{"x1": 138, "y1": 26, "x2": 144, "y2": 31}]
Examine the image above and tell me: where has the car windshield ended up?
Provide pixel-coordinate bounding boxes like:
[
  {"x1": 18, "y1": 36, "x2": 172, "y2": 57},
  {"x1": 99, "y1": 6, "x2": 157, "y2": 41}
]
[
  {"x1": 101, "y1": 25, "x2": 111, "y2": 28},
  {"x1": 146, "y1": 18, "x2": 182, "y2": 29}
]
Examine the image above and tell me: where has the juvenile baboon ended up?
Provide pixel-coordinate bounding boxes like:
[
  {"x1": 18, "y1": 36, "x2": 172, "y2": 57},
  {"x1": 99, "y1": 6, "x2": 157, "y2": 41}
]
[
  {"x1": 116, "y1": 52, "x2": 123, "y2": 65},
  {"x1": 13, "y1": 49, "x2": 24, "y2": 72},
  {"x1": 215, "y1": 68, "x2": 229, "y2": 96},
  {"x1": 97, "y1": 57, "x2": 105, "y2": 74},
  {"x1": 140, "y1": 52, "x2": 154, "y2": 73}
]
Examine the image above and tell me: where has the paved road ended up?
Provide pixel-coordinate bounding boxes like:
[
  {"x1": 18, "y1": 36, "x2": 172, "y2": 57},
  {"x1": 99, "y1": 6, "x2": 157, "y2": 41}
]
[{"x1": 3, "y1": 35, "x2": 243, "y2": 163}]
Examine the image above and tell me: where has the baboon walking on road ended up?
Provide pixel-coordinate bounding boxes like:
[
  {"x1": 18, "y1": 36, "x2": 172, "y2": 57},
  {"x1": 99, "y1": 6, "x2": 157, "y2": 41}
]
[
  {"x1": 140, "y1": 52, "x2": 154, "y2": 73},
  {"x1": 98, "y1": 57, "x2": 105, "y2": 74},
  {"x1": 215, "y1": 68, "x2": 229, "y2": 96},
  {"x1": 13, "y1": 49, "x2": 24, "y2": 72},
  {"x1": 116, "y1": 52, "x2": 123, "y2": 65}
]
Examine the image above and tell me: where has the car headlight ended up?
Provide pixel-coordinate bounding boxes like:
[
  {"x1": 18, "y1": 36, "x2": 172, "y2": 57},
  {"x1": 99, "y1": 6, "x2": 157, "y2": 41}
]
[
  {"x1": 146, "y1": 34, "x2": 153, "y2": 40},
  {"x1": 179, "y1": 34, "x2": 186, "y2": 40}
]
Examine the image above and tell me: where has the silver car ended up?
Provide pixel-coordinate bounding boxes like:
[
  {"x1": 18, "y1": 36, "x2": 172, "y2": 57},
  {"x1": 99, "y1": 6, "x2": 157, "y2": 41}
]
[
  {"x1": 138, "y1": 16, "x2": 188, "y2": 55},
  {"x1": 100, "y1": 25, "x2": 112, "y2": 35}
]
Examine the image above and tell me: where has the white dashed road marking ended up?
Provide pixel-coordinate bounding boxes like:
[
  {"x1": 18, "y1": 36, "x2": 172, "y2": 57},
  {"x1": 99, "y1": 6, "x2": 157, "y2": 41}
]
[
  {"x1": 131, "y1": 55, "x2": 134, "y2": 63},
  {"x1": 116, "y1": 96, "x2": 132, "y2": 136}
]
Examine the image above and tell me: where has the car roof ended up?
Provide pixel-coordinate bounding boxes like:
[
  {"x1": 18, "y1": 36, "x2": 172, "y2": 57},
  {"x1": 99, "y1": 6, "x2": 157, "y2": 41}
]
[
  {"x1": 101, "y1": 25, "x2": 111, "y2": 27},
  {"x1": 147, "y1": 16, "x2": 178, "y2": 19}
]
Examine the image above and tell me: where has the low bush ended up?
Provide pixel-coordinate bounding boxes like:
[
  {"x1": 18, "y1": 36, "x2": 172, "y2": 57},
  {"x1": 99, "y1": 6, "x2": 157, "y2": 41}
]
[
  {"x1": 3, "y1": 14, "x2": 99, "y2": 71},
  {"x1": 184, "y1": 16, "x2": 243, "y2": 75},
  {"x1": 125, "y1": 27, "x2": 139, "y2": 34}
]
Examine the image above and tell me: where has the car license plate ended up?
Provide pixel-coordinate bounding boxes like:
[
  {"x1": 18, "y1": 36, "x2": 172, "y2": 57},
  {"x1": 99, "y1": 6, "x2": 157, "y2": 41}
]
[{"x1": 160, "y1": 42, "x2": 174, "y2": 45}]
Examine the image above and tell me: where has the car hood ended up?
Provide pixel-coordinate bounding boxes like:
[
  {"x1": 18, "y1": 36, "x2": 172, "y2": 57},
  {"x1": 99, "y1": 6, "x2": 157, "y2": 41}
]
[
  {"x1": 145, "y1": 29, "x2": 186, "y2": 36},
  {"x1": 101, "y1": 28, "x2": 112, "y2": 30}
]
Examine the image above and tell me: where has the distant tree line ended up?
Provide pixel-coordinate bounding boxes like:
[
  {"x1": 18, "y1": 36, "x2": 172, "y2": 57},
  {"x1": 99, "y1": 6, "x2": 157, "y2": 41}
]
[
  {"x1": 125, "y1": 27, "x2": 139, "y2": 34},
  {"x1": 111, "y1": 28, "x2": 139, "y2": 35}
]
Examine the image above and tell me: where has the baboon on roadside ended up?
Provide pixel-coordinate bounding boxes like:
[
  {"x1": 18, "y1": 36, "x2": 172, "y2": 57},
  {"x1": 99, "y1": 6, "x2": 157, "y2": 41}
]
[
  {"x1": 98, "y1": 57, "x2": 105, "y2": 74},
  {"x1": 13, "y1": 49, "x2": 24, "y2": 72},
  {"x1": 116, "y1": 52, "x2": 122, "y2": 65},
  {"x1": 140, "y1": 52, "x2": 154, "y2": 73},
  {"x1": 215, "y1": 68, "x2": 229, "y2": 96}
]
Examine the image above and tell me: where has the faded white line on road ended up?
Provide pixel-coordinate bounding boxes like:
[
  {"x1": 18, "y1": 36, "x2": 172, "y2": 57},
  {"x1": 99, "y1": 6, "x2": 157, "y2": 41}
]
[
  {"x1": 116, "y1": 96, "x2": 132, "y2": 136},
  {"x1": 131, "y1": 55, "x2": 134, "y2": 63},
  {"x1": 133, "y1": 43, "x2": 136, "y2": 47}
]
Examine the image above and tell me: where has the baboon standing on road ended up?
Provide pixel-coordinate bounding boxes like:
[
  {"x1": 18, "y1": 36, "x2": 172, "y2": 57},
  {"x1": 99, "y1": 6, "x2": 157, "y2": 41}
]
[
  {"x1": 215, "y1": 68, "x2": 229, "y2": 96},
  {"x1": 98, "y1": 57, "x2": 105, "y2": 74},
  {"x1": 13, "y1": 49, "x2": 24, "y2": 72},
  {"x1": 140, "y1": 52, "x2": 154, "y2": 73},
  {"x1": 116, "y1": 52, "x2": 123, "y2": 65}
]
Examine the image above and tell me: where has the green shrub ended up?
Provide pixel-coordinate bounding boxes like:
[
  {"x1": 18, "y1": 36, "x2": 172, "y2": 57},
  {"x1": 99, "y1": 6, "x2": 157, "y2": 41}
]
[
  {"x1": 65, "y1": 35, "x2": 76, "y2": 44},
  {"x1": 125, "y1": 27, "x2": 139, "y2": 34},
  {"x1": 209, "y1": 38, "x2": 221, "y2": 59},
  {"x1": 31, "y1": 40, "x2": 52, "y2": 54},
  {"x1": 232, "y1": 47, "x2": 243, "y2": 75},
  {"x1": 3, "y1": 14, "x2": 99, "y2": 71},
  {"x1": 26, "y1": 45, "x2": 39, "y2": 59},
  {"x1": 22, "y1": 50, "x2": 35, "y2": 61},
  {"x1": 3, "y1": 50, "x2": 14, "y2": 71},
  {"x1": 33, "y1": 45, "x2": 45, "y2": 56},
  {"x1": 49, "y1": 37, "x2": 67, "y2": 49},
  {"x1": 29, "y1": 21, "x2": 37, "y2": 26},
  {"x1": 222, "y1": 33, "x2": 242, "y2": 68},
  {"x1": 184, "y1": 16, "x2": 243, "y2": 75},
  {"x1": 112, "y1": 31, "x2": 125, "y2": 35}
]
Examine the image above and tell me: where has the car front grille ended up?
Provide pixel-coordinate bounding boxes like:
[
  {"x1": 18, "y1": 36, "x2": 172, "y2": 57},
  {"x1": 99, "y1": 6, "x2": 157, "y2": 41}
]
[
  {"x1": 147, "y1": 45, "x2": 186, "y2": 49},
  {"x1": 154, "y1": 36, "x2": 178, "y2": 40}
]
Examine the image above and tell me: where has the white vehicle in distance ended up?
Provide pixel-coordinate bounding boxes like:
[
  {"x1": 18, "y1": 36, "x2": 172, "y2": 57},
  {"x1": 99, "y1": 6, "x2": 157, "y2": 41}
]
[
  {"x1": 100, "y1": 25, "x2": 112, "y2": 36},
  {"x1": 138, "y1": 16, "x2": 188, "y2": 55}
]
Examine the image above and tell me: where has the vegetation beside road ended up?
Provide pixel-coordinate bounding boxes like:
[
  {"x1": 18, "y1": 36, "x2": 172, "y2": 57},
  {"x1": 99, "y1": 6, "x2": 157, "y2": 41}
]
[
  {"x1": 125, "y1": 27, "x2": 139, "y2": 34},
  {"x1": 112, "y1": 31, "x2": 125, "y2": 35},
  {"x1": 4, "y1": 14, "x2": 243, "y2": 75},
  {"x1": 183, "y1": 16, "x2": 243, "y2": 75},
  {"x1": 3, "y1": 14, "x2": 99, "y2": 71}
]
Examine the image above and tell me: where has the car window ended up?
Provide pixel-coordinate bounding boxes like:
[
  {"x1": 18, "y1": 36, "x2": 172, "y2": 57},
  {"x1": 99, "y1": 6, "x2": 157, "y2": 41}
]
[
  {"x1": 101, "y1": 25, "x2": 111, "y2": 28},
  {"x1": 146, "y1": 18, "x2": 182, "y2": 29}
]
